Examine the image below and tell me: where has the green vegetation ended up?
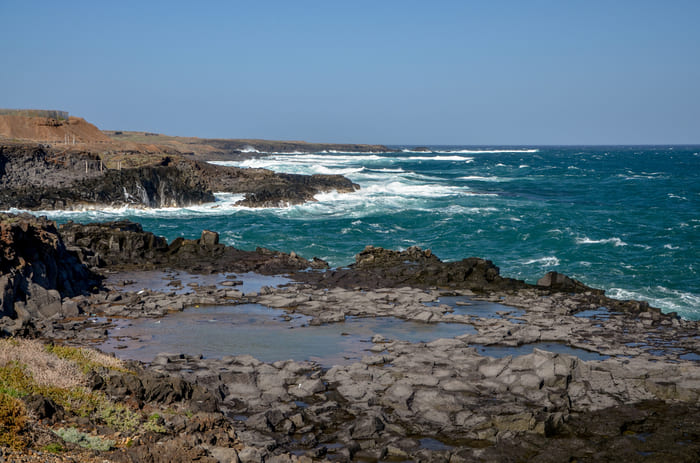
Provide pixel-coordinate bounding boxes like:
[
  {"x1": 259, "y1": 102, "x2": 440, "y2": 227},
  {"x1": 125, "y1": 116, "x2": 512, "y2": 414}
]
[
  {"x1": 0, "y1": 339, "x2": 169, "y2": 450},
  {"x1": 100, "y1": 402, "x2": 141, "y2": 433},
  {"x1": 45, "y1": 343, "x2": 131, "y2": 374},
  {"x1": 143, "y1": 413, "x2": 167, "y2": 434},
  {"x1": 0, "y1": 392, "x2": 28, "y2": 449},
  {"x1": 54, "y1": 427, "x2": 115, "y2": 451},
  {"x1": 42, "y1": 442, "x2": 65, "y2": 453}
]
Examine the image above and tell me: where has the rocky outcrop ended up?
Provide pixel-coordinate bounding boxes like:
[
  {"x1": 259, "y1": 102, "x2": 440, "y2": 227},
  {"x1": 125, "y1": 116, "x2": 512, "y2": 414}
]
[
  {"x1": 537, "y1": 271, "x2": 604, "y2": 294},
  {"x1": 0, "y1": 145, "x2": 213, "y2": 209},
  {"x1": 179, "y1": 160, "x2": 359, "y2": 207},
  {"x1": 0, "y1": 214, "x2": 100, "y2": 333},
  {"x1": 0, "y1": 143, "x2": 360, "y2": 210},
  {"x1": 59, "y1": 220, "x2": 328, "y2": 274},
  {"x1": 298, "y1": 245, "x2": 529, "y2": 292}
]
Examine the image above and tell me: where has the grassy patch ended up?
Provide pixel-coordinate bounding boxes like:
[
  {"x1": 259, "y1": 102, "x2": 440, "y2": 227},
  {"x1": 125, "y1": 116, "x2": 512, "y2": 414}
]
[
  {"x1": 45, "y1": 343, "x2": 129, "y2": 374},
  {"x1": 42, "y1": 442, "x2": 65, "y2": 453}
]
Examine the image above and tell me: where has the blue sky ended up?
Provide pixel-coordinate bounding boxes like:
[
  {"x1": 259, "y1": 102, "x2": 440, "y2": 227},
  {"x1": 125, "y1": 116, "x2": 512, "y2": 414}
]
[{"x1": 1, "y1": 1, "x2": 698, "y2": 144}]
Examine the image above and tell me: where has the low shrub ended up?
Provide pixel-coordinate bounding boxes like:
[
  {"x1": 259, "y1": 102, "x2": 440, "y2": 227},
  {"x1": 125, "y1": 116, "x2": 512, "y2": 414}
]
[
  {"x1": 54, "y1": 427, "x2": 115, "y2": 451},
  {"x1": 0, "y1": 392, "x2": 28, "y2": 449}
]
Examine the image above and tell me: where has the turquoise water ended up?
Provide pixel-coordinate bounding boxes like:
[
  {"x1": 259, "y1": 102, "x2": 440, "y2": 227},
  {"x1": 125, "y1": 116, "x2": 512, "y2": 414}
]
[{"x1": 36, "y1": 146, "x2": 700, "y2": 319}]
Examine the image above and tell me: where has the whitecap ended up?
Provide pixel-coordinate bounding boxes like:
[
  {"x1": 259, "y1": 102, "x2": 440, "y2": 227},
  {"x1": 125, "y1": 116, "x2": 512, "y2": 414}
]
[
  {"x1": 320, "y1": 150, "x2": 393, "y2": 154},
  {"x1": 362, "y1": 181, "x2": 468, "y2": 198},
  {"x1": 406, "y1": 155, "x2": 475, "y2": 162},
  {"x1": 663, "y1": 244, "x2": 680, "y2": 250},
  {"x1": 437, "y1": 205, "x2": 499, "y2": 215},
  {"x1": 458, "y1": 175, "x2": 511, "y2": 182},
  {"x1": 523, "y1": 256, "x2": 560, "y2": 266},
  {"x1": 434, "y1": 149, "x2": 539, "y2": 154},
  {"x1": 606, "y1": 287, "x2": 700, "y2": 319},
  {"x1": 575, "y1": 236, "x2": 628, "y2": 247},
  {"x1": 312, "y1": 166, "x2": 366, "y2": 175}
]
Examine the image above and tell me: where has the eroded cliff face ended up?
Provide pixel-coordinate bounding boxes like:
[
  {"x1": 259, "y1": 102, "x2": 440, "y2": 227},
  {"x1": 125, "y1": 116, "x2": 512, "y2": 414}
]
[
  {"x1": 0, "y1": 214, "x2": 100, "y2": 329},
  {"x1": 0, "y1": 145, "x2": 214, "y2": 209},
  {"x1": 0, "y1": 143, "x2": 359, "y2": 209}
]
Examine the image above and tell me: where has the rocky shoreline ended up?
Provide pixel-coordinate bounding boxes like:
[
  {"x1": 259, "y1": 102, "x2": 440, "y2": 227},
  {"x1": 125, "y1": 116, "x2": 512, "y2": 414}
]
[
  {"x1": 1, "y1": 214, "x2": 699, "y2": 462},
  {"x1": 0, "y1": 142, "x2": 358, "y2": 210}
]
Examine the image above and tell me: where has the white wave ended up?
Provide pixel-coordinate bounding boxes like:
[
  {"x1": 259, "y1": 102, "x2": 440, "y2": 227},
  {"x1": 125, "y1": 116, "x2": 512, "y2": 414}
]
[
  {"x1": 320, "y1": 150, "x2": 391, "y2": 154},
  {"x1": 361, "y1": 182, "x2": 468, "y2": 198},
  {"x1": 401, "y1": 148, "x2": 538, "y2": 154},
  {"x1": 663, "y1": 244, "x2": 680, "y2": 250},
  {"x1": 406, "y1": 155, "x2": 474, "y2": 162},
  {"x1": 495, "y1": 163, "x2": 507, "y2": 167},
  {"x1": 576, "y1": 236, "x2": 628, "y2": 247},
  {"x1": 312, "y1": 166, "x2": 366, "y2": 175},
  {"x1": 523, "y1": 256, "x2": 560, "y2": 266},
  {"x1": 240, "y1": 145, "x2": 260, "y2": 153},
  {"x1": 275, "y1": 153, "x2": 384, "y2": 163},
  {"x1": 11, "y1": 193, "x2": 259, "y2": 221},
  {"x1": 434, "y1": 149, "x2": 539, "y2": 154},
  {"x1": 667, "y1": 193, "x2": 688, "y2": 200},
  {"x1": 606, "y1": 287, "x2": 700, "y2": 319},
  {"x1": 458, "y1": 175, "x2": 512, "y2": 182},
  {"x1": 518, "y1": 164, "x2": 529, "y2": 168},
  {"x1": 438, "y1": 205, "x2": 499, "y2": 215}
]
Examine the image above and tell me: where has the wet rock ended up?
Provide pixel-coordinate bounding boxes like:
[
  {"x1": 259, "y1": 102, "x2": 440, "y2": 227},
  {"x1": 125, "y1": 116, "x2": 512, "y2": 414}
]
[{"x1": 537, "y1": 271, "x2": 603, "y2": 294}]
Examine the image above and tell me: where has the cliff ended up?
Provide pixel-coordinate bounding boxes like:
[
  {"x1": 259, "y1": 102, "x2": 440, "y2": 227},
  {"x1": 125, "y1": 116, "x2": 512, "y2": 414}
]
[
  {"x1": 0, "y1": 115, "x2": 111, "y2": 143},
  {"x1": 0, "y1": 214, "x2": 100, "y2": 333},
  {"x1": 0, "y1": 143, "x2": 358, "y2": 209}
]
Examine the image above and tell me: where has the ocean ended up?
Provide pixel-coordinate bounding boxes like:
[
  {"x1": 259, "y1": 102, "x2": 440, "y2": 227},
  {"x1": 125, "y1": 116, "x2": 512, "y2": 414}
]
[{"x1": 39, "y1": 146, "x2": 700, "y2": 320}]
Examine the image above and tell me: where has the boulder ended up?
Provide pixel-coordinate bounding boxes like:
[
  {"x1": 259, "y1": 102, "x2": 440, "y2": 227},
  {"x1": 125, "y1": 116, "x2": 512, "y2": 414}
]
[
  {"x1": 537, "y1": 271, "x2": 603, "y2": 294},
  {"x1": 0, "y1": 213, "x2": 100, "y2": 324}
]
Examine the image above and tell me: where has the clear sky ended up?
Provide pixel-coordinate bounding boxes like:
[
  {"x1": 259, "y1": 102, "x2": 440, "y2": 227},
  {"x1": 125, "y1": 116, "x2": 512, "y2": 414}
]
[{"x1": 1, "y1": 1, "x2": 698, "y2": 145}]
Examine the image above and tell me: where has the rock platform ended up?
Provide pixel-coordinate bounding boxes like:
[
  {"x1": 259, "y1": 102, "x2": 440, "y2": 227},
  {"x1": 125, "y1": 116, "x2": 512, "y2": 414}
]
[{"x1": 1, "y1": 215, "x2": 699, "y2": 462}]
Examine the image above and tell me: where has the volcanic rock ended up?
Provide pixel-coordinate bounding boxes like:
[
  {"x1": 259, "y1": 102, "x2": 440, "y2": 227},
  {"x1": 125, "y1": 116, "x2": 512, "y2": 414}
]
[{"x1": 0, "y1": 213, "x2": 100, "y2": 333}]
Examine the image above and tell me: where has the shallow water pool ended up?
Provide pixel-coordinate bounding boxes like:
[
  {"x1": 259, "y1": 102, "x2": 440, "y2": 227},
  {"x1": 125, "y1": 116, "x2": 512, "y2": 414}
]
[{"x1": 99, "y1": 303, "x2": 477, "y2": 367}]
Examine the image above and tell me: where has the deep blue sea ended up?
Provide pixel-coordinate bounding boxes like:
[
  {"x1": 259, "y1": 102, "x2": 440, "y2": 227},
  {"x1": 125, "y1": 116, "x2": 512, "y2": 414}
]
[{"x1": 37, "y1": 146, "x2": 700, "y2": 319}]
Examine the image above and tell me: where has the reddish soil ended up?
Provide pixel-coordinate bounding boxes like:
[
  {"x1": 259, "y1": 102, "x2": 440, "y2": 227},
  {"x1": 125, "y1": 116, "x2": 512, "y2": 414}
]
[{"x1": 0, "y1": 115, "x2": 111, "y2": 144}]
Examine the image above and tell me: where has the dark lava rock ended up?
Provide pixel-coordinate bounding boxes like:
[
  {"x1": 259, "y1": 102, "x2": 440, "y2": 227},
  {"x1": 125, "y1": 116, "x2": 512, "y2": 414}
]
[
  {"x1": 22, "y1": 394, "x2": 63, "y2": 421},
  {"x1": 0, "y1": 213, "x2": 101, "y2": 333},
  {"x1": 537, "y1": 271, "x2": 603, "y2": 295},
  {"x1": 111, "y1": 438, "x2": 219, "y2": 463},
  {"x1": 0, "y1": 145, "x2": 214, "y2": 210},
  {"x1": 299, "y1": 245, "x2": 528, "y2": 292},
  {"x1": 60, "y1": 220, "x2": 329, "y2": 274},
  {"x1": 0, "y1": 143, "x2": 360, "y2": 210}
]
